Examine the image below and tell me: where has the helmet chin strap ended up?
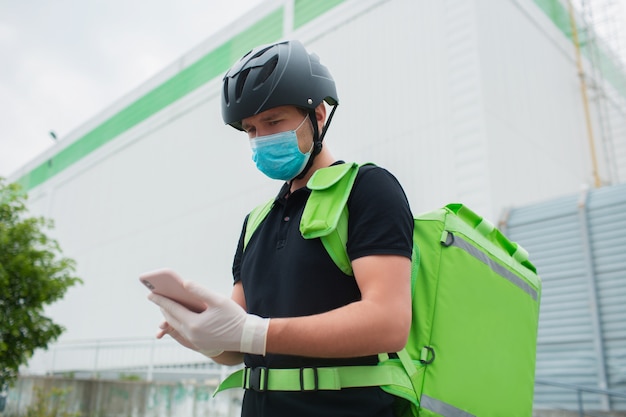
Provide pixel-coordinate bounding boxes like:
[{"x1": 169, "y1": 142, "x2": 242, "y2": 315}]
[{"x1": 294, "y1": 104, "x2": 338, "y2": 180}]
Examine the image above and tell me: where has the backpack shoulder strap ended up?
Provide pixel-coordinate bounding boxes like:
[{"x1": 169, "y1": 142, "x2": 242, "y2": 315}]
[
  {"x1": 243, "y1": 198, "x2": 275, "y2": 250},
  {"x1": 301, "y1": 162, "x2": 370, "y2": 276},
  {"x1": 244, "y1": 162, "x2": 371, "y2": 275}
]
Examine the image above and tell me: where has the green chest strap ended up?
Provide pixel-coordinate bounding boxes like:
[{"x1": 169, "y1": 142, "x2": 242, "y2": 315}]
[{"x1": 243, "y1": 162, "x2": 364, "y2": 276}]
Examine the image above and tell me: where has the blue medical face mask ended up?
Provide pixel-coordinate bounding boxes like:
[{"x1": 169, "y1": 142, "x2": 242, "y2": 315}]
[{"x1": 250, "y1": 116, "x2": 312, "y2": 181}]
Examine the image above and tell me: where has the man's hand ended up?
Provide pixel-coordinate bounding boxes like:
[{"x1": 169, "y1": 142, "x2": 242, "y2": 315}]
[
  {"x1": 154, "y1": 320, "x2": 226, "y2": 357},
  {"x1": 149, "y1": 281, "x2": 269, "y2": 356}
]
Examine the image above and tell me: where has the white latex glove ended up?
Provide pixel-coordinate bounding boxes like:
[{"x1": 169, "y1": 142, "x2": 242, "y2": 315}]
[
  {"x1": 155, "y1": 321, "x2": 224, "y2": 357},
  {"x1": 149, "y1": 281, "x2": 269, "y2": 356}
]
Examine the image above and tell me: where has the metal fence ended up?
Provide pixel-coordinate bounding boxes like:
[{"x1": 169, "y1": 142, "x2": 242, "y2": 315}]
[
  {"x1": 24, "y1": 338, "x2": 238, "y2": 383},
  {"x1": 535, "y1": 379, "x2": 626, "y2": 417}
]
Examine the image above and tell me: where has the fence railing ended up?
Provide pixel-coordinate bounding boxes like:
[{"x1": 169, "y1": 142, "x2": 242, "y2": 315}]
[
  {"x1": 24, "y1": 337, "x2": 238, "y2": 382},
  {"x1": 535, "y1": 379, "x2": 626, "y2": 417}
]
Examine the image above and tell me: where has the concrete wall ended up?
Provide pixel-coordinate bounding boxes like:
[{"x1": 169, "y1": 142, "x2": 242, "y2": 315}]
[
  {"x1": 3, "y1": 376, "x2": 242, "y2": 417},
  {"x1": 4, "y1": 376, "x2": 626, "y2": 417}
]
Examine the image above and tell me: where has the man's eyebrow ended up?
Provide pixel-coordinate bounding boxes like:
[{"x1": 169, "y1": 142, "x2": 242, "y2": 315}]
[
  {"x1": 242, "y1": 111, "x2": 287, "y2": 129},
  {"x1": 259, "y1": 111, "x2": 286, "y2": 121}
]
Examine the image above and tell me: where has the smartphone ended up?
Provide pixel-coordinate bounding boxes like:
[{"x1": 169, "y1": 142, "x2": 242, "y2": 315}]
[{"x1": 139, "y1": 268, "x2": 206, "y2": 313}]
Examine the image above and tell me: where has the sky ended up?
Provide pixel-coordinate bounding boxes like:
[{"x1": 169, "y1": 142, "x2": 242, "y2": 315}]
[{"x1": 0, "y1": 0, "x2": 264, "y2": 178}]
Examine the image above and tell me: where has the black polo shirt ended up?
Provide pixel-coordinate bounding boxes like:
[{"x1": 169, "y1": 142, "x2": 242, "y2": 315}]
[{"x1": 232, "y1": 163, "x2": 414, "y2": 417}]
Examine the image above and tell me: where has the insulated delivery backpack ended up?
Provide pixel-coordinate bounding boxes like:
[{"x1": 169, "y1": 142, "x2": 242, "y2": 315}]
[{"x1": 215, "y1": 162, "x2": 542, "y2": 417}]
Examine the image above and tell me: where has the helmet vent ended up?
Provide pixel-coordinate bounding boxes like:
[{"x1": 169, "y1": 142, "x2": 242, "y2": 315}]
[
  {"x1": 235, "y1": 68, "x2": 251, "y2": 102},
  {"x1": 253, "y1": 56, "x2": 278, "y2": 90},
  {"x1": 223, "y1": 78, "x2": 230, "y2": 106},
  {"x1": 251, "y1": 46, "x2": 273, "y2": 60}
]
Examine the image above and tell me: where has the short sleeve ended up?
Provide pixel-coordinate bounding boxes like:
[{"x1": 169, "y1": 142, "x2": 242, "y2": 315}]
[{"x1": 346, "y1": 165, "x2": 414, "y2": 261}]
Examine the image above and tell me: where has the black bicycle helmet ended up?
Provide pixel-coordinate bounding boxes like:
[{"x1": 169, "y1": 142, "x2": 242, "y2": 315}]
[{"x1": 221, "y1": 40, "x2": 338, "y2": 131}]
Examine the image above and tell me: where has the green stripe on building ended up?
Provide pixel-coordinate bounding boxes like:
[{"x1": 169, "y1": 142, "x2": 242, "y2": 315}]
[
  {"x1": 16, "y1": 8, "x2": 284, "y2": 191},
  {"x1": 14, "y1": 0, "x2": 625, "y2": 191},
  {"x1": 293, "y1": 0, "x2": 345, "y2": 29}
]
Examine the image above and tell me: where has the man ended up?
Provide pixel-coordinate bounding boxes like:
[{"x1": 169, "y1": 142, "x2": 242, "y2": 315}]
[{"x1": 149, "y1": 40, "x2": 414, "y2": 417}]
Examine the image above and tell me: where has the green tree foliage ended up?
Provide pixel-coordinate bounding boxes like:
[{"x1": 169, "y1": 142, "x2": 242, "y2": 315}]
[{"x1": 0, "y1": 178, "x2": 82, "y2": 387}]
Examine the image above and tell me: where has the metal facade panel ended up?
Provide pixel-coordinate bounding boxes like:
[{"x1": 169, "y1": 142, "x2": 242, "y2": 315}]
[
  {"x1": 477, "y1": 0, "x2": 601, "y2": 216},
  {"x1": 586, "y1": 185, "x2": 626, "y2": 409},
  {"x1": 504, "y1": 183, "x2": 626, "y2": 411},
  {"x1": 444, "y1": 0, "x2": 492, "y2": 215}
]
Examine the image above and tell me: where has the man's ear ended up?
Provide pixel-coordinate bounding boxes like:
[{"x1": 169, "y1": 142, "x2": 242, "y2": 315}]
[{"x1": 315, "y1": 103, "x2": 327, "y2": 130}]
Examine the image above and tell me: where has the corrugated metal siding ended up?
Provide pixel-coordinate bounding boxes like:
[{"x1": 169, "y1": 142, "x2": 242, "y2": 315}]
[
  {"x1": 587, "y1": 185, "x2": 626, "y2": 410},
  {"x1": 503, "y1": 183, "x2": 626, "y2": 411}
]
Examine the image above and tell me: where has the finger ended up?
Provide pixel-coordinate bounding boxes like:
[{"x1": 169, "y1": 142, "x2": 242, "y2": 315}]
[
  {"x1": 159, "y1": 306, "x2": 184, "y2": 332},
  {"x1": 165, "y1": 327, "x2": 199, "y2": 352},
  {"x1": 156, "y1": 321, "x2": 171, "y2": 339},
  {"x1": 183, "y1": 281, "x2": 228, "y2": 306},
  {"x1": 148, "y1": 292, "x2": 193, "y2": 321}
]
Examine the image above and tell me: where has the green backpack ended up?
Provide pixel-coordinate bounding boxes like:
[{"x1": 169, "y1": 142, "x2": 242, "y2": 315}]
[{"x1": 215, "y1": 162, "x2": 541, "y2": 417}]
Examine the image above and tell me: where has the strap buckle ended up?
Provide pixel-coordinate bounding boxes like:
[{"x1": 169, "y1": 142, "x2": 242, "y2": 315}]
[
  {"x1": 299, "y1": 367, "x2": 319, "y2": 391},
  {"x1": 420, "y1": 346, "x2": 436, "y2": 365},
  {"x1": 244, "y1": 367, "x2": 268, "y2": 392},
  {"x1": 244, "y1": 366, "x2": 320, "y2": 392}
]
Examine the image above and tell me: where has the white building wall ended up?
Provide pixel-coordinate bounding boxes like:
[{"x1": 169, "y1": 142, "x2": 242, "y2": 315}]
[
  {"x1": 303, "y1": 0, "x2": 494, "y2": 215},
  {"x1": 8, "y1": 0, "x2": 626, "y2": 372},
  {"x1": 478, "y1": 0, "x2": 594, "y2": 210}
]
